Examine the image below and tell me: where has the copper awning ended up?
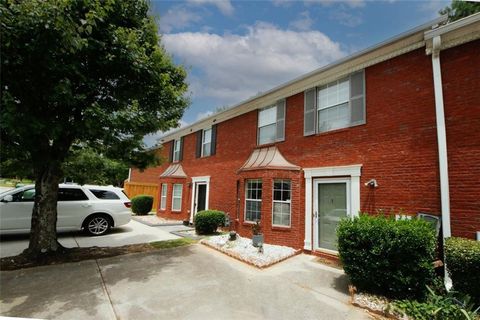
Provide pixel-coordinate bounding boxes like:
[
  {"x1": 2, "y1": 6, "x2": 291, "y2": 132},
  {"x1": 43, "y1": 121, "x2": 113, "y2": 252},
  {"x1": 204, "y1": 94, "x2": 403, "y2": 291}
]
[
  {"x1": 239, "y1": 146, "x2": 300, "y2": 172},
  {"x1": 159, "y1": 163, "x2": 187, "y2": 178}
]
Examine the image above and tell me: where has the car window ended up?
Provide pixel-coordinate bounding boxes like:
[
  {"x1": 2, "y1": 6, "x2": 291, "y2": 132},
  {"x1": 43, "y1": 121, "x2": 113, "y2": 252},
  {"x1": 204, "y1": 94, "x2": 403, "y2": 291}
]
[
  {"x1": 58, "y1": 188, "x2": 88, "y2": 201},
  {"x1": 89, "y1": 189, "x2": 120, "y2": 200},
  {"x1": 11, "y1": 188, "x2": 36, "y2": 202}
]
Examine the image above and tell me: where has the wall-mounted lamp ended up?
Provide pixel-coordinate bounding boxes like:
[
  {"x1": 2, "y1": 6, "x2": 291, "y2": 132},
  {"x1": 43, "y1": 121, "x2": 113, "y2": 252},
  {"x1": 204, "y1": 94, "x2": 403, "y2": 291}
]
[{"x1": 365, "y1": 179, "x2": 378, "y2": 188}]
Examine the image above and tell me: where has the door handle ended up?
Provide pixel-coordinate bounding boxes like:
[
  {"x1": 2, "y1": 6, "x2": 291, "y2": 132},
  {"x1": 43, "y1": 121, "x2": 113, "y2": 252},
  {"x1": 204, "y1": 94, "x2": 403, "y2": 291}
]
[
  {"x1": 82, "y1": 204, "x2": 92, "y2": 208},
  {"x1": 314, "y1": 211, "x2": 318, "y2": 218}
]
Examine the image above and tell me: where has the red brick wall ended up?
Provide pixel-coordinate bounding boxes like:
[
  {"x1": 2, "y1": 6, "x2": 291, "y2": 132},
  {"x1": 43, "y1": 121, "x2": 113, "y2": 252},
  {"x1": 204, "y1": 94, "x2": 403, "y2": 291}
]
[
  {"x1": 442, "y1": 40, "x2": 480, "y2": 239},
  {"x1": 130, "y1": 42, "x2": 479, "y2": 248}
]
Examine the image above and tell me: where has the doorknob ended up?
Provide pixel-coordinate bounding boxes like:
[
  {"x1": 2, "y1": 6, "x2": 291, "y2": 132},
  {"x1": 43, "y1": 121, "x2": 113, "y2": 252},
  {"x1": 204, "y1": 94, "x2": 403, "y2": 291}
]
[{"x1": 314, "y1": 211, "x2": 318, "y2": 218}]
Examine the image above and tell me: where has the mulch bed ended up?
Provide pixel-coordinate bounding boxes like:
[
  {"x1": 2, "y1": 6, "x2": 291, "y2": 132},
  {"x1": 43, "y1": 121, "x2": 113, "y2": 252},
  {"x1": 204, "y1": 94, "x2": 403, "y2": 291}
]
[{"x1": 0, "y1": 242, "x2": 192, "y2": 271}]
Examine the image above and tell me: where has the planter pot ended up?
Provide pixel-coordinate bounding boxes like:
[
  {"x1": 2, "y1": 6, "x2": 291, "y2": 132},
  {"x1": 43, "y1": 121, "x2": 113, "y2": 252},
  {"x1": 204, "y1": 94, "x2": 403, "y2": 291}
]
[
  {"x1": 229, "y1": 231, "x2": 237, "y2": 241},
  {"x1": 183, "y1": 220, "x2": 190, "y2": 226},
  {"x1": 252, "y1": 234, "x2": 264, "y2": 247}
]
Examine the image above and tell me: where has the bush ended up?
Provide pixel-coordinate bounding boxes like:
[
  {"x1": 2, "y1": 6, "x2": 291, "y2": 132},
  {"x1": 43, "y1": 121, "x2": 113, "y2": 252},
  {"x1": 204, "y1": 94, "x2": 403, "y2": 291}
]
[
  {"x1": 194, "y1": 210, "x2": 226, "y2": 235},
  {"x1": 445, "y1": 237, "x2": 480, "y2": 305},
  {"x1": 337, "y1": 214, "x2": 436, "y2": 299},
  {"x1": 392, "y1": 286, "x2": 479, "y2": 320},
  {"x1": 131, "y1": 195, "x2": 154, "y2": 215}
]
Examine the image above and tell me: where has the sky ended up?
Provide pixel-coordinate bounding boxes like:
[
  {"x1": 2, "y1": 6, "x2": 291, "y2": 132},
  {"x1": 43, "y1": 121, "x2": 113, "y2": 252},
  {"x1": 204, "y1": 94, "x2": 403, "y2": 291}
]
[{"x1": 143, "y1": 0, "x2": 449, "y2": 147}]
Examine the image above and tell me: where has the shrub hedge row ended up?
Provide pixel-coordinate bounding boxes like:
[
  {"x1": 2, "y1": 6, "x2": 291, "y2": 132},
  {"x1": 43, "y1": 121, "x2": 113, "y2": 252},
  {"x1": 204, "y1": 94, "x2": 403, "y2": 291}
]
[
  {"x1": 445, "y1": 237, "x2": 480, "y2": 305},
  {"x1": 131, "y1": 195, "x2": 154, "y2": 215},
  {"x1": 337, "y1": 214, "x2": 436, "y2": 299},
  {"x1": 194, "y1": 210, "x2": 226, "y2": 235}
]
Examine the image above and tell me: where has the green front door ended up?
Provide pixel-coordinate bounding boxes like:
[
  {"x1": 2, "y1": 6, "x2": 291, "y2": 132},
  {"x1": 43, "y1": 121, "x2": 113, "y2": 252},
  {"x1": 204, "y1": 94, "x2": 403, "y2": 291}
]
[{"x1": 317, "y1": 182, "x2": 347, "y2": 251}]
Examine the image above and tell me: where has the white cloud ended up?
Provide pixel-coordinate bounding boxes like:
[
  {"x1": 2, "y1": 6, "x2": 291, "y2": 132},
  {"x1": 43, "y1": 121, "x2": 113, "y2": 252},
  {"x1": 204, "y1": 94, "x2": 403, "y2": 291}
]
[
  {"x1": 163, "y1": 22, "x2": 345, "y2": 107},
  {"x1": 143, "y1": 120, "x2": 189, "y2": 148},
  {"x1": 290, "y1": 11, "x2": 314, "y2": 31},
  {"x1": 159, "y1": 6, "x2": 202, "y2": 33},
  {"x1": 330, "y1": 10, "x2": 363, "y2": 27},
  {"x1": 187, "y1": 0, "x2": 235, "y2": 16}
]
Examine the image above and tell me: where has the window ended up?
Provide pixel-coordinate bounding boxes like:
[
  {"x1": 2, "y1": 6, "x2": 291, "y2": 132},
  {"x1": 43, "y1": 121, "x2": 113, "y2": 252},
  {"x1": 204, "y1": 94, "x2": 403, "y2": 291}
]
[
  {"x1": 318, "y1": 77, "x2": 350, "y2": 132},
  {"x1": 245, "y1": 179, "x2": 262, "y2": 222},
  {"x1": 202, "y1": 128, "x2": 212, "y2": 157},
  {"x1": 196, "y1": 125, "x2": 217, "y2": 158},
  {"x1": 89, "y1": 189, "x2": 120, "y2": 200},
  {"x1": 11, "y1": 188, "x2": 36, "y2": 202},
  {"x1": 173, "y1": 139, "x2": 181, "y2": 162},
  {"x1": 304, "y1": 70, "x2": 365, "y2": 135},
  {"x1": 172, "y1": 184, "x2": 182, "y2": 211},
  {"x1": 160, "y1": 184, "x2": 167, "y2": 210},
  {"x1": 272, "y1": 180, "x2": 291, "y2": 227},
  {"x1": 257, "y1": 100, "x2": 285, "y2": 145},
  {"x1": 58, "y1": 188, "x2": 88, "y2": 201}
]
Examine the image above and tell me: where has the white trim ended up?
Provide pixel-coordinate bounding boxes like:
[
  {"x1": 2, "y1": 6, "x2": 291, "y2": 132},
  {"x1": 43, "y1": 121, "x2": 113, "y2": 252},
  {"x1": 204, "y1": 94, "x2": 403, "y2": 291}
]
[
  {"x1": 303, "y1": 165, "x2": 362, "y2": 251},
  {"x1": 127, "y1": 168, "x2": 131, "y2": 182},
  {"x1": 272, "y1": 179, "x2": 292, "y2": 227},
  {"x1": 244, "y1": 179, "x2": 262, "y2": 222},
  {"x1": 160, "y1": 183, "x2": 167, "y2": 211},
  {"x1": 424, "y1": 12, "x2": 480, "y2": 40},
  {"x1": 304, "y1": 164, "x2": 362, "y2": 178},
  {"x1": 189, "y1": 176, "x2": 210, "y2": 223}
]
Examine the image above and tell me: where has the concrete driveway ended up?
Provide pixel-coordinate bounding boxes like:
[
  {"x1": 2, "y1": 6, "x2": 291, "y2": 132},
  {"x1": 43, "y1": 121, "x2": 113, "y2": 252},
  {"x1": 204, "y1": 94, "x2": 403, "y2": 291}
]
[
  {"x1": 0, "y1": 220, "x2": 180, "y2": 258},
  {"x1": 0, "y1": 244, "x2": 371, "y2": 320}
]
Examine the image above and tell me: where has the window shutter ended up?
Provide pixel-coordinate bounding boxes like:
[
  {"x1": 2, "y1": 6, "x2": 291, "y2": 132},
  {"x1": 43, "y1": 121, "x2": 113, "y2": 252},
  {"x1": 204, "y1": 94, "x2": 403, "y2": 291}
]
[
  {"x1": 304, "y1": 88, "x2": 316, "y2": 136},
  {"x1": 211, "y1": 124, "x2": 217, "y2": 155},
  {"x1": 179, "y1": 137, "x2": 184, "y2": 161},
  {"x1": 350, "y1": 70, "x2": 365, "y2": 125},
  {"x1": 276, "y1": 99, "x2": 286, "y2": 141},
  {"x1": 169, "y1": 141, "x2": 174, "y2": 162},
  {"x1": 195, "y1": 130, "x2": 202, "y2": 158}
]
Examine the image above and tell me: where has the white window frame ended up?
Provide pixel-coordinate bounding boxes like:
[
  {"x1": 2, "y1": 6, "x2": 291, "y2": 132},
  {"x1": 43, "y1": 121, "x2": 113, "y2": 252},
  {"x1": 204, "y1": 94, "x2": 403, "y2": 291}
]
[
  {"x1": 173, "y1": 139, "x2": 181, "y2": 162},
  {"x1": 317, "y1": 77, "x2": 350, "y2": 133},
  {"x1": 272, "y1": 179, "x2": 291, "y2": 227},
  {"x1": 201, "y1": 128, "x2": 212, "y2": 157},
  {"x1": 258, "y1": 105, "x2": 277, "y2": 145},
  {"x1": 245, "y1": 179, "x2": 262, "y2": 222},
  {"x1": 160, "y1": 183, "x2": 167, "y2": 211},
  {"x1": 172, "y1": 184, "x2": 183, "y2": 212}
]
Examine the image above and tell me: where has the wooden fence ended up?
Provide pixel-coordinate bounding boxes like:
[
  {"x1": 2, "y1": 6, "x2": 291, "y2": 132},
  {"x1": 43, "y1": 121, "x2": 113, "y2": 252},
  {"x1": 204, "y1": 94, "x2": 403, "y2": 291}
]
[{"x1": 123, "y1": 181, "x2": 159, "y2": 212}]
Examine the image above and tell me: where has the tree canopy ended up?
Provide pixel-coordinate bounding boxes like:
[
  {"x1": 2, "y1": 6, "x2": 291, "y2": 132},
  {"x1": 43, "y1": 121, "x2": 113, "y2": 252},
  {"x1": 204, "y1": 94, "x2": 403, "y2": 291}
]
[
  {"x1": 440, "y1": 0, "x2": 480, "y2": 22},
  {"x1": 0, "y1": 0, "x2": 188, "y2": 256}
]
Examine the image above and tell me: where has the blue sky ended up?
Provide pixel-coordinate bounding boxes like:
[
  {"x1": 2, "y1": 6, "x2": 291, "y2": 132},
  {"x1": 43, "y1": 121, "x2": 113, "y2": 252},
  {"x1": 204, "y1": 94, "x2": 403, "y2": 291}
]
[{"x1": 143, "y1": 0, "x2": 449, "y2": 146}]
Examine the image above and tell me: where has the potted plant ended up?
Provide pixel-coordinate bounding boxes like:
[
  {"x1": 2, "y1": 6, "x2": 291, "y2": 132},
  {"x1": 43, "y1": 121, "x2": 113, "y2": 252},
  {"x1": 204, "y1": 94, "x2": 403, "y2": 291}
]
[{"x1": 251, "y1": 220, "x2": 264, "y2": 247}]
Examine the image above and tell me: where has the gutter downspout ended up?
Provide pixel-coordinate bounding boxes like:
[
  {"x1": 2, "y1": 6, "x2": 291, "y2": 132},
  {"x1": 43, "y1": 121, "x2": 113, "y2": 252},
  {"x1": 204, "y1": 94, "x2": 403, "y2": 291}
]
[
  {"x1": 431, "y1": 35, "x2": 452, "y2": 288},
  {"x1": 431, "y1": 36, "x2": 452, "y2": 239}
]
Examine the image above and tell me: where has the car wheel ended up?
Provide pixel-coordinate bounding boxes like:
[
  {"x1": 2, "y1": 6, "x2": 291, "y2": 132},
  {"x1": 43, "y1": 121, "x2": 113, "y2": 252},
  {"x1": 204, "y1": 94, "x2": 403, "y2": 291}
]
[{"x1": 84, "y1": 215, "x2": 111, "y2": 236}]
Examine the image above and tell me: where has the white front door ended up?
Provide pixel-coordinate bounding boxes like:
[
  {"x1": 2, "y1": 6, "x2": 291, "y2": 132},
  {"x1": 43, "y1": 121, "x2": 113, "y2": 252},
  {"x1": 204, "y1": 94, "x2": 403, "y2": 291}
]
[
  {"x1": 313, "y1": 178, "x2": 350, "y2": 252},
  {"x1": 189, "y1": 176, "x2": 210, "y2": 223}
]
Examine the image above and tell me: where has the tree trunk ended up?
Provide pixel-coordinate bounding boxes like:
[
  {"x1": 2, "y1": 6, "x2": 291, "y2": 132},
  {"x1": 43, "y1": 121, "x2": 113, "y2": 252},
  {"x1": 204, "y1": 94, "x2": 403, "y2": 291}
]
[{"x1": 25, "y1": 162, "x2": 64, "y2": 257}]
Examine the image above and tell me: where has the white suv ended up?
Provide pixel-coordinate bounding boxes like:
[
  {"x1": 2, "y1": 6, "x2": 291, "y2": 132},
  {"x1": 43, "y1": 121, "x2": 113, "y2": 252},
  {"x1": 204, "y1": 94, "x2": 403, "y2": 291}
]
[{"x1": 0, "y1": 184, "x2": 132, "y2": 236}]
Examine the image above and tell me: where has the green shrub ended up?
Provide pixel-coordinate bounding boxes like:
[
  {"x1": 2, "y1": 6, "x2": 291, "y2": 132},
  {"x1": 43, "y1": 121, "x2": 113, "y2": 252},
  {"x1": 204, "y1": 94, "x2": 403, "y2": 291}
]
[
  {"x1": 337, "y1": 214, "x2": 436, "y2": 299},
  {"x1": 445, "y1": 237, "x2": 480, "y2": 305},
  {"x1": 392, "y1": 286, "x2": 479, "y2": 320},
  {"x1": 194, "y1": 210, "x2": 226, "y2": 235},
  {"x1": 131, "y1": 195, "x2": 154, "y2": 215}
]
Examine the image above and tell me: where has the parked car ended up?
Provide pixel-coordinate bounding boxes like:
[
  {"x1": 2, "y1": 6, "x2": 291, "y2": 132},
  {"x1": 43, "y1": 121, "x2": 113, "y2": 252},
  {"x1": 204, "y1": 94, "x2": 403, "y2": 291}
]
[{"x1": 0, "y1": 184, "x2": 132, "y2": 236}]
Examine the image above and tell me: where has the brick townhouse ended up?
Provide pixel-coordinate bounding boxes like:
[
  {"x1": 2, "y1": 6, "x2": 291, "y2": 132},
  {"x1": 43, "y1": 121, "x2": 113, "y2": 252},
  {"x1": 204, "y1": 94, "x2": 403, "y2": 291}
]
[{"x1": 130, "y1": 14, "x2": 480, "y2": 254}]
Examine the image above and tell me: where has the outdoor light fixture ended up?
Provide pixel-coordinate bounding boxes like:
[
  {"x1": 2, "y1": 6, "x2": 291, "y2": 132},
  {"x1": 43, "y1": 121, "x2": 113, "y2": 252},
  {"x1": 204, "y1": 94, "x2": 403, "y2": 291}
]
[{"x1": 365, "y1": 179, "x2": 378, "y2": 188}]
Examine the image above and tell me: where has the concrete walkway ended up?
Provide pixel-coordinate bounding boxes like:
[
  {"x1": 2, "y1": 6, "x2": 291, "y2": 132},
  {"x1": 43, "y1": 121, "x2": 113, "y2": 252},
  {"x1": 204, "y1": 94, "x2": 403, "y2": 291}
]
[
  {"x1": 0, "y1": 244, "x2": 371, "y2": 320},
  {"x1": 0, "y1": 220, "x2": 179, "y2": 258}
]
